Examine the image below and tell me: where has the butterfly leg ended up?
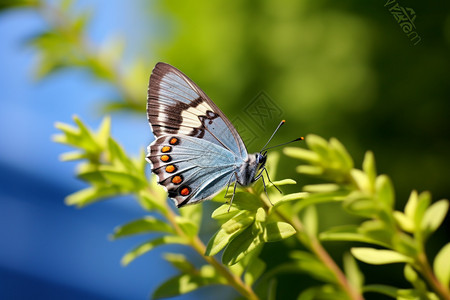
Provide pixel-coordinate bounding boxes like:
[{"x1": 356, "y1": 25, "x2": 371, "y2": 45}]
[
  {"x1": 224, "y1": 172, "x2": 235, "y2": 199},
  {"x1": 227, "y1": 172, "x2": 239, "y2": 212},
  {"x1": 263, "y1": 168, "x2": 282, "y2": 194},
  {"x1": 260, "y1": 173, "x2": 274, "y2": 206}
]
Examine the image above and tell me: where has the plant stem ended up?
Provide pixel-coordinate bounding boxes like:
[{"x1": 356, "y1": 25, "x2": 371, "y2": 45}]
[
  {"x1": 164, "y1": 204, "x2": 259, "y2": 300},
  {"x1": 416, "y1": 252, "x2": 450, "y2": 300},
  {"x1": 276, "y1": 210, "x2": 364, "y2": 300}
]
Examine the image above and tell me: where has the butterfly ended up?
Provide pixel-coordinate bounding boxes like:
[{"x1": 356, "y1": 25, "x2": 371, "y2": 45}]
[{"x1": 146, "y1": 62, "x2": 302, "y2": 208}]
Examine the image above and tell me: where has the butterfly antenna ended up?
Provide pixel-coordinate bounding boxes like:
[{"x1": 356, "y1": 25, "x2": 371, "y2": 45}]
[
  {"x1": 261, "y1": 137, "x2": 304, "y2": 152},
  {"x1": 261, "y1": 120, "x2": 304, "y2": 152},
  {"x1": 260, "y1": 120, "x2": 286, "y2": 152}
]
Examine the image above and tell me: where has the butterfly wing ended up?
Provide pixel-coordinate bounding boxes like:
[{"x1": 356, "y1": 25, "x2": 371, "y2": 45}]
[
  {"x1": 147, "y1": 135, "x2": 236, "y2": 207},
  {"x1": 147, "y1": 62, "x2": 248, "y2": 159}
]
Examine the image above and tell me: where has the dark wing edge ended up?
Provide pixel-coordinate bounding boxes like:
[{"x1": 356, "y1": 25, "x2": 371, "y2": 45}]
[{"x1": 146, "y1": 62, "x2": 247, "y2": 157}]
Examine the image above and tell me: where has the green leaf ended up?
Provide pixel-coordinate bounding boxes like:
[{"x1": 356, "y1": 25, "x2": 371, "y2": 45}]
[
  {"x1": 414, "y1": 191, "x2": 431, "y2": 230},
  {"x1": 329, "y1": 137, "x2": 353, "y2": 171},
  {"x1": 65, "y1": 185, "x2": 121, "y2": 207},
  {"x1": 404, "y1": 190, "x2": 418, "y2": 225},
  {"x1": 302, "y1": 184, "x2": 341, "y2": 193},
  {"x1": 222, "y1": 226, "x2": 263, "y2": 265},
  {"x1": 375, "y1": 175, "x2": 394, "y2": 210},
  {"x1": 110, "y1": 216, "x2": 173, "y2": 239},
  {"x1": 282, "y1": 251, "x2": 336, "y2": 283},
  {"x1": 306, "y1": 134, "x2": 330, "y2": 161},
  {"x1": 292, "y1": 191, "x2": 348, "y2": 212},
  {"x1": 362, "y1": 151, "x2": 376, "y2": 191},
  {"x1": 351, "y1": 247, "x2": 412, "y2": 265},
  {"x1": 421, "y1": 199, "x2": 449, "y2": 239},
  {"x1": 121, "y1": 235, "x2": 187, "y2": 266},
  {"x1": 319, "y1": 225, "x2": 390, "y2": 248},
  {"x1": 283, "y1": 147, "x2": 320, "y2": 164},
  {"x1": 98, "y1": 166, "x2": 147, "y2": 190},
  {"x1": 263, "y1": 222, "x2": 296, "y2": 242},
  {"x1": 350, "y1": 169, "x2": 370, "y2": 193},
  {"x1": 296, "y1": 165, "x2": 324, "y2": 176},
  {"x1": 302, "y1": 205, "x2": 318, "y2": 237},
  {"x1": 343, "y1": 191, "x2": 378, "y2": 217},
  {"x1": 362, "y1": 285, "x2": 399, "y2": 298},
  {"x1": 343, "y1": 252, "x2": 364, "y2": 293},
  {"x1": 163, "y1": 253, "x2": 196, "y2": 274},
  {"x1": 152, "y1": 266, "x2": 225, "y2": 299},
  {"x1": 393, "y1": 211, "x2": 414, "y2": 233},
  {"x1": 244, "y1": 257, "x2": 266, "y2": 286},
  {"x1": 433, "y1": 242, "x2": 450, "y2": 287},
  {"x1": 179, "y1": 204, "x2": 202, "y2": 230},
  {"x1": 174, "y1": 216, "x2": 198, "y2": 238},
  {"x1": 266, "y1": 178, "x2": 296, "y2": 188},
  {"x1": 205, "y1": 212, "x2": 254, "y2": 256}
]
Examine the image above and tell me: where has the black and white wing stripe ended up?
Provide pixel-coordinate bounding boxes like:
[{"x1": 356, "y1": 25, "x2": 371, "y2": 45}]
[{"x1": 147, "y1": 62, "x2": 248, "y2": 159}]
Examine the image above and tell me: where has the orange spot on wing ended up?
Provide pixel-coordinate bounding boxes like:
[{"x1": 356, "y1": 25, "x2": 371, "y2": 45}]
[
  {"x1": 169, "y1": 137, "x2": 179, "y2": 145},
  {"x1": 161, "y1": 155, "x2": 170, "y2": 162},
  {"x1": 161, "y1": 146, "x2": 171, "y2": 153},
  {"x1": 171, "y1": 175, "x2": 183, "y2": 184},
  {"x1": 180, "y1": 187, "x2": 190, "y2": 196},
  {"x1": 165, "y1": 165, "x2": 176, "y2": 173}
]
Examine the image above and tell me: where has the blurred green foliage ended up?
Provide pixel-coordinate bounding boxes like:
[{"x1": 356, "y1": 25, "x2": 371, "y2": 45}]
[{"x1": 2, "y1": 0, "x2": 450, "y2": 299}]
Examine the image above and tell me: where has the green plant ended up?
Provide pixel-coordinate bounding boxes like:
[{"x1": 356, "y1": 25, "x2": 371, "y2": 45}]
[
  {"x1": 3, "y1": 1, "x2": 449, "y2": 299},
  {"x1": 53, "y1": 117, "x2": 450, "y2": 299}
]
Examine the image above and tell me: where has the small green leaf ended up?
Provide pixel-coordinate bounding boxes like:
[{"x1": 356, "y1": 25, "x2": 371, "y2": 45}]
[
  {"x1": 306, "y1": 134, "x2": 330, "y2": 160},
  {"x1": 152, "y1": 268, "x2": 225, "y2": 299},
  {"x1": 163, "y1": 253, "x2": 196, "y2": 274},
  {"x1": 296, "y1": 165, "x2": 324, "y2": 176},
  {"x1": 351, "y1": 247, "x2": 412, "y2": 265},
  {"x1": 98, "y1": 167, "x2": 146, "y2": 190},
  {"x1": 179, "y1": 204, "x2": 202, "y2": 230},
  {"x1": 343, "y1": 192, "x2": 378, "y2": 217},
  {"x1": 393, "y1": 211, "x2": 414, "y2": 233},
  {"x1": 362, "y1": 151, "x2": 376, "y2": 191},
  {"x1": 174, "y1": 216, "x2": 198, "y2": 238},
  {"x1": 205, "y1": 212, "x2": 254, "y2": 256},
  {"x1": 414, "y1": 191, "x2": 431, "y2": 229},
  {"x1": 433, "y1": 242, "x2": 450, "y2": 287},
  {"x1": 343, "y1": 252, "x2": 364, "y2": 293},
  {"x1": 222, "y1": 226, "x2": 263, "y2": 265},
  {"x1": 362, "y1": 285, "x2": 399, "y2": 298},
  {"x1": 405, "y1": 190, "x2": 418, "y2": 221},
  {"x1": 302, "y1": 184, "x2": 341, "y2": 193},
  {"x1": 263, "y1": 222, "x2": 296, "y2": 242},
  {"x1": 421, "y1": 199, "x2": 449, "y2": 239},
  {"x1": 319, "y1": 225, "x2": 390, "y2": 248},
  {"x1": 283, "y1": 147, "x2": 320, "y2": 164},
  {"x1": 121, "y1": 235, "x2": 186, "y2": 266},
  {"x1": 110, "y1": 216, "x2": 173, "y2": 239},
  {"x1": 266, "y1": 178, "x2": 296, "y2": 188},
  {"x1": 350, "y1": 169, "x2": 370, "y2": 192},
  {"x1": 65, "y1": 185, "x2": 120, "y2": 207},
  {"x1": 302, "y1": 205, "x2": 318, "y2": 237},
  {"x1": 244, "y1": 257, "x2": 266, "y2": 286},
  {"x1": 329, "y1": 137, "x2": 353, "y2": 171},
  {"x1": 96, "y1": 115, "x2": 111, "y2": 148},
  {"x1": 375, "y1": 175, "x2": 394, "y2": 210}
]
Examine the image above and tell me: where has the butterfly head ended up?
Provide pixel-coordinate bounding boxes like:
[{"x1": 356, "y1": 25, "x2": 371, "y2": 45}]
[{"x1": 256, "y1": 151, "x2": 267, "y2": 171}]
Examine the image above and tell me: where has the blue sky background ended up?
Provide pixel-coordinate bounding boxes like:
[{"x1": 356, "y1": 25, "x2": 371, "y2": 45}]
[{"x1": 0, "y1": 1, "x2": 231, "y2": 299}]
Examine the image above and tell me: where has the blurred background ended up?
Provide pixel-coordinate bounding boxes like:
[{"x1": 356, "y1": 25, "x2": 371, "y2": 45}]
[{"x1": 0, "y1": 0, "x2": 449, "y2": 299}]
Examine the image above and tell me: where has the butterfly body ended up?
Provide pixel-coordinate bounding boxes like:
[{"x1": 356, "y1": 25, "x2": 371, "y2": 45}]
[{"x1": 146, "y1": 63, "x2": 267, "y2": 207}]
